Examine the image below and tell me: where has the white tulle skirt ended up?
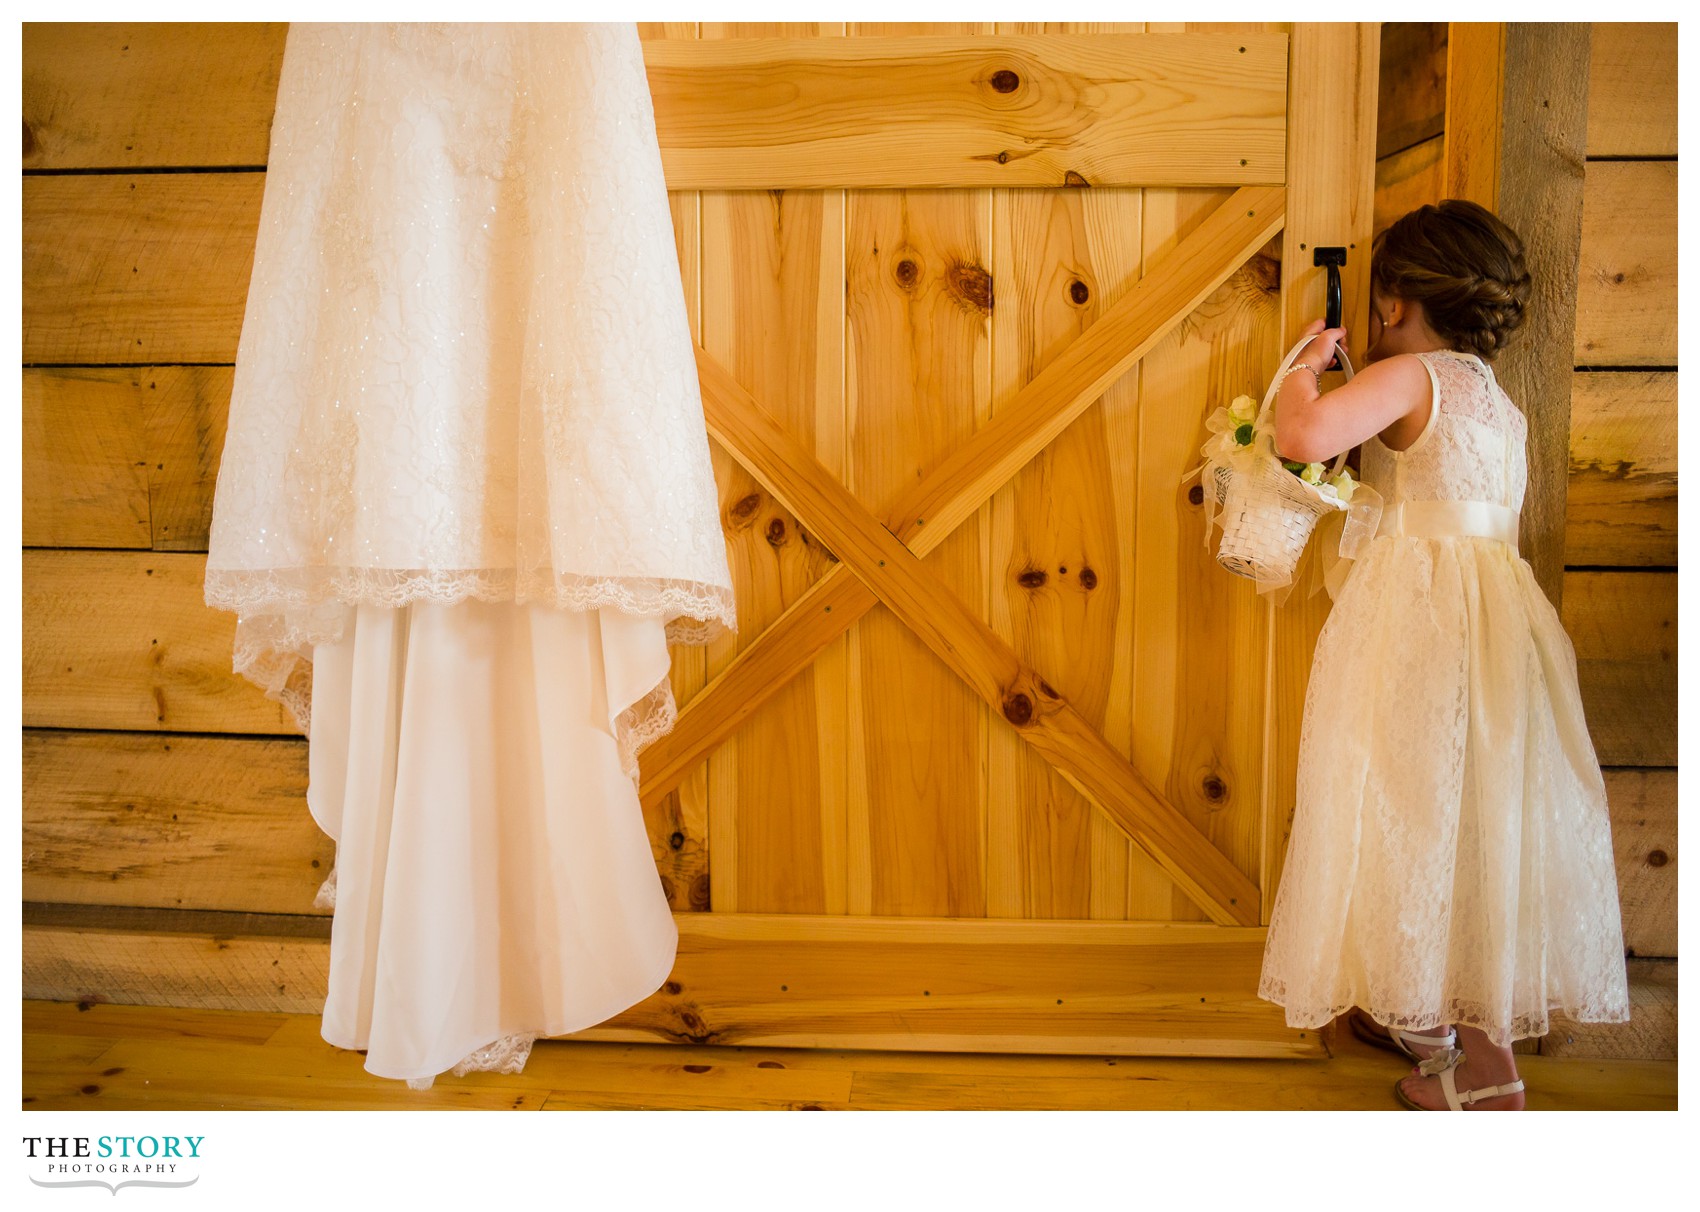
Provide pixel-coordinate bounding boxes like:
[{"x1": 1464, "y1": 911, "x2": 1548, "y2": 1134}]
[
  {"x1": 305, "y1": 598, "x2": 680, "y2": 1086},
  {"x1": 1257, "y1": 534, "x2": 1632, "y2": 1046}
]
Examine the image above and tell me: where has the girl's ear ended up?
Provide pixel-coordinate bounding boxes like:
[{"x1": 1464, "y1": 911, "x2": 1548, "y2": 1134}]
[{"x1": 1384, "y1": 296, "x2": 1408, "y2": 328}]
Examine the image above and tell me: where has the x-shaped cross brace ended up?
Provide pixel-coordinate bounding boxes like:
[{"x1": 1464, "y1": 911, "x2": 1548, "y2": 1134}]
[{"x1": 641, "y1": 186, "x2": 1285, "y2": 926}]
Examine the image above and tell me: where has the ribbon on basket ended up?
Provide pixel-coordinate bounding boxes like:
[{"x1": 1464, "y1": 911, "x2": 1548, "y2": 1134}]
[{"x1": 1184, "y1": 337, "x2": 1383, "y2": 603}]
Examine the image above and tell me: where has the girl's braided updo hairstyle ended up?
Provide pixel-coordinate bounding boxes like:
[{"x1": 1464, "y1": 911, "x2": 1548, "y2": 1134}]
[{"x1": 1370, "y1": 199, "x2": 1532, "y2": 360}]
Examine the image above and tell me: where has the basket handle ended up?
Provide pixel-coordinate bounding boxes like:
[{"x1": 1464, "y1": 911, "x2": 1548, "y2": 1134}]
[{"x1": 1254, "y1": 337, "x2": 1356, "y2": 478}]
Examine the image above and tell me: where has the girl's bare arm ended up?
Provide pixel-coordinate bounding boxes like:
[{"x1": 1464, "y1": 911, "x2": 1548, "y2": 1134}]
[{"x1": 1273, "y1": 327, "x2": 1433, "y2": 463}]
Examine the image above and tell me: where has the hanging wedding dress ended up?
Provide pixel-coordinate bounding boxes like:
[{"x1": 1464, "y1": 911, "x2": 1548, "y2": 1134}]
[{"x1": 203, "y1": 23, "x2": 736, "y2": 1088}]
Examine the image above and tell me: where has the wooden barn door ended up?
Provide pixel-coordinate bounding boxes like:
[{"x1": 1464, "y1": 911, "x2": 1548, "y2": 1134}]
[
  {"x1": 22, "y1": 22, "x2": 1375, "y2": 1063},
  {"x1": 622, "y1": 22, "x2": 1378, "y2": 1058}
]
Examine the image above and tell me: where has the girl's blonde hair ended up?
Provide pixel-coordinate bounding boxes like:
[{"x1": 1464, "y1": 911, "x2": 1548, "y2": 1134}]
[{"x1": 1371, "y1": 199, "x2": 1531, "y2": 360}]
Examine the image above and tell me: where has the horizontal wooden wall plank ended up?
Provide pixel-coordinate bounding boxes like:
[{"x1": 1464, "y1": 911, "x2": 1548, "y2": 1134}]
[
  {"x1": 22, "y1": 22, "x2": 287, "y2": 169},
  {"x1": 1373, "y1": 132, "x2": 1442, "y2": 234},
  {"x1": 23, "y1": 909, "x2": 1320, "y2": 1058},
  {"x1": 23, "y1": 173, "x2": 261, "y2": 364},
  {"x1": 25, "y1": 26, "x2": 1286, "y2": 188},
  {"x1": 23, "y1": 730, "x2": 327, "y2": 915},
  {"x1": 35, "y1": 313, "x2": 1673, "y2": 579},
  {"x1": 1603, "y1": 769, "x2": 1676, "y2": 959},
  {"x1": 21, "y1": 726, "x2": 704, "y2": 920},
  {"x1": 1586, "y1": 23, "x2": 1678, "y2": 158},
  {"x1": 1561, "y1": 571, "x2": 1675, "y2": 767},
  {"x1": 22, "y1": 550, "x2": 292, "y2": 735},
  {"x1": 32, "y1": 730, "x2": 1672, "y2": 962},
  {"x1": 23, "y1": 366, "x2": 230, "y2": 550},
  {"x1": 1565, "y1": 370, "x2": 1676, "y2": 566},
  {"x1": 1574, "y1": 161, "x2": 1676, "y2": 367},
  {"x1": 29, "y1": 551, "x2": 1668, "y2": 774},
  {"x1": 645, "y1": 33, "x2": 1287, "y2": 188}
]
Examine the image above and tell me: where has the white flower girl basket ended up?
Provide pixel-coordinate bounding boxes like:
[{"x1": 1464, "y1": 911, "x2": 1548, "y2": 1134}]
[{"x1": 1194, "y1": 336, "x2": 1379, "y2": 599}]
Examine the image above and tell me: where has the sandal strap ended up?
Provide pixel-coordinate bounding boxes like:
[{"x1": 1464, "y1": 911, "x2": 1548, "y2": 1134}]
[
  {"x1": 1419, "y1": 1049, "x2": 1524, "y2": 1108},
  {"x1": 1389, "y1": 1025, "x2": 1457, "y2": 1049},
  {"x1": 1457, "y1": 1079, "x2": 1525, "y2": 1104},
  {"x1": 1429, "y1": 1049, "x2": 1467, "y2": 1110}
]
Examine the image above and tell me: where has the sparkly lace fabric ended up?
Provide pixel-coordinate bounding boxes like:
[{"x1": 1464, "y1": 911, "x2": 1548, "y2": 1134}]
[
  {"x1": 203, "y1": 19, "x2": 737, "y2": 761},
  {"x1": 203, "y1": 23, "x2": 736, "y2": 1086},
  {"x1": 1258, "y1": 350, "x2": 1631, "y2": 1046}
]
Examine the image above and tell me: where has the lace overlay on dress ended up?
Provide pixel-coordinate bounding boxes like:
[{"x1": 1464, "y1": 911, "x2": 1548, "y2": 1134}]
[
  {"x1": 205, "y1": 563, "x2": 734, "y2": 772},
  {"x1": 204, "y1": 23, "x2": 737, "y2": 1088},
  {"x1": 404, "y1": 1034, "x2": 538, "y2": 1091},
  {"x1": 1257, "y1": 348, "x2": 1631, "y2": 1047}
]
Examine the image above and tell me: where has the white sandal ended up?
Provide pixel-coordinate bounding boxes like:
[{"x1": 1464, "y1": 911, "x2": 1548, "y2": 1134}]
[
  {"x1": 1395, "y1": 1047, "x2": 1526, "y2": 1111},
  {"x1": 1348, "y1": 1008, "x2": 1457, "y2": 1061}
]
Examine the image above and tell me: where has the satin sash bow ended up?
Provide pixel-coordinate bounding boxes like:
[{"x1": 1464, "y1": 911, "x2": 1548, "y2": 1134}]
[
  {"x1": 1319, "y1": 498, "x2": 1517, "y2": 601},
  {"x1": 1377, "y1": 500, "x2": 1520, "y2": 551}
]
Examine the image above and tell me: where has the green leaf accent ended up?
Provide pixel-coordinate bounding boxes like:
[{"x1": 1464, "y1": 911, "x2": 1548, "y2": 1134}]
[{"x1": 1234, "y1": 423, "x2": 1254, "y2": 446}]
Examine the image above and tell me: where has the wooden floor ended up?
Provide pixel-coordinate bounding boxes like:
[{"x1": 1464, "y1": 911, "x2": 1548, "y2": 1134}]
[{"x1": 22, "y1": 1000, "x2": 1675, "y2": 1111}]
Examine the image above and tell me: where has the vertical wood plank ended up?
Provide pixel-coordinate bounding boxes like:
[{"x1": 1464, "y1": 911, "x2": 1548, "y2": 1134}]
[
  {"x1": 697, "y1": 21, "x2": 847, "y2": 916},
  {"x1": 1443, "y1": 23, "x2": 1504, "y2": 209},
  {"x1": 986, "y1": 20, "x2": 1144, "y2": 922},
  {"x1": 1138, "y1": 21, "x2": 1289, "y2": 923},
  {"x1": 846, "y1": 19, "x2": 992, "y2": 919},
  {"x1": 1267, "y1": 23, "x2": 1380, "y2": 916},
  {"x1": 639, "y1": 21, "x2": 714, "y2": 913},
  {"x1": 1492, "y1": 24, "x2": 1592, "y2": 606}
]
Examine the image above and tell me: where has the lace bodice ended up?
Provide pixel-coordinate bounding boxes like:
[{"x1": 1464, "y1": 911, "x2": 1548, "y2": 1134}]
[{"x1": 1358, "y1": 350, "x2": 1528, "y2": 510}]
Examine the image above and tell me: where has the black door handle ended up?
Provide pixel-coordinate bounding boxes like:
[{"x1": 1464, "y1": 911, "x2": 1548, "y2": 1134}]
[{"x1": 1314, "y1": 247, "x2": 1347, "y2": 370}]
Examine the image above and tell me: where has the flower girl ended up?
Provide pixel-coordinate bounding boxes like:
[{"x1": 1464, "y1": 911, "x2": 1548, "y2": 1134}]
[{"x1": 1255, "y1": 200, "x2": 1631, "y2": 1110}]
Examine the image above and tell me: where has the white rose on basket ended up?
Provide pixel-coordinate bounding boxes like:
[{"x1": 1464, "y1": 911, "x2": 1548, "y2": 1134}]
[{"x1": 1227, "y1": 394, "x2": 1259, "y2": 444}]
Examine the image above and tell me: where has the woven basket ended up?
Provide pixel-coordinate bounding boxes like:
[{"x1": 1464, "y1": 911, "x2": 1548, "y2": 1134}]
[
  {"x1": 1213, "y1": 461, "x2": 1341, "y2": 583},
  {"x1": 1205, "y1": 340, "x2": 1354, "y2": 587}
]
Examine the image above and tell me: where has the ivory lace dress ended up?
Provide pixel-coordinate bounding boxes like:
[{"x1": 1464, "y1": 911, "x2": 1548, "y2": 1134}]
[
  {"x1": 1257, "y1": 349, "x2": 1631, "y2": 1045},
  {"x1": 203, "y1": 24, "x2": 737, "y2": 1088}
]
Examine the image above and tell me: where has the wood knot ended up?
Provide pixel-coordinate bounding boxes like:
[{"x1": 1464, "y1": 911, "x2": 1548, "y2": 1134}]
[
  {"x1": 1063, "y1": 170, "x2": 1090, "y2": 187},
  {"x1": 1078, "y1": 567, "x2": 1097, "y2": 590},
  {"x1": 1647, "y1": 849, "x2": 1669, "y2": 867},
  {"x1": 1002, "y1": 692, "x2": 1033, "y2": 726},
  {"x1": 1247, "y1": 252, "x2": 1282, "y2": 294},
  {"x1": 758, "y1": 1060, "x2": 786, "y2": 1069},
  {"x1": 946, "y1": 262, "x2": 993, "y2": 314},
  {"x1": 765, "y1": 517, "x2": 788, "y2": 546},
  {"x1": 729, "y1": 492, "x2": 763, "y2": 526},
  {"x1": 1038, "y1": 679, "x2": 1059, "y2": 700},
  {"x1": 663, "y1": 980, "x2": 683, "y2": 995},
  {"x1": 1201, "y1": 775, "x2": 1228, "y2": 802},
  {"x1": 1188, "y1": 484, "x2": 1205, "y2": 506},
  {"x1": 990, "y1": 69, "x2": 1021, "y2": 93},
  {"x1": 996, "y1": 150, "x2": 1010, "y2": 164},
  {"x1": 894, "y1": 257, "x2": 920, "y2": 289},
  {"x1": 1068, "y1": 279, "x2": 1090, "y2": 305},
  {"x1": 668, "y1": 830, "x2": 685, "y2": 850},
  {"x1": 684, "y1": 1064, "x2": 712, "y2": 1074},
  {"x1": 1017, "y1": 568, "x2": 1048, "y2": 589},
  {"x1": 690, "y1": 871, "x2": 711, "y2": 911}
]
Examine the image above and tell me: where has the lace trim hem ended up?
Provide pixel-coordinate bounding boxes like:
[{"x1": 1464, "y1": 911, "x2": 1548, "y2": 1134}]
[
  {"x1": 205, "y1": 566, "x2": 736, "y2": 745},
  {"x1": 1256, "y1": 975, "x2": 1633, "y2": 1048},
  {"x1": 403, "y1": 1033, "x2": 539, "y2": 1090}
]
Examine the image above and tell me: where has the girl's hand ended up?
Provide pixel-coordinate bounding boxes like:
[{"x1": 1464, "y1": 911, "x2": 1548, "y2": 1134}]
[{"x1": 1296, "y1": 318, "x2": 1347, "y2": 370}]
